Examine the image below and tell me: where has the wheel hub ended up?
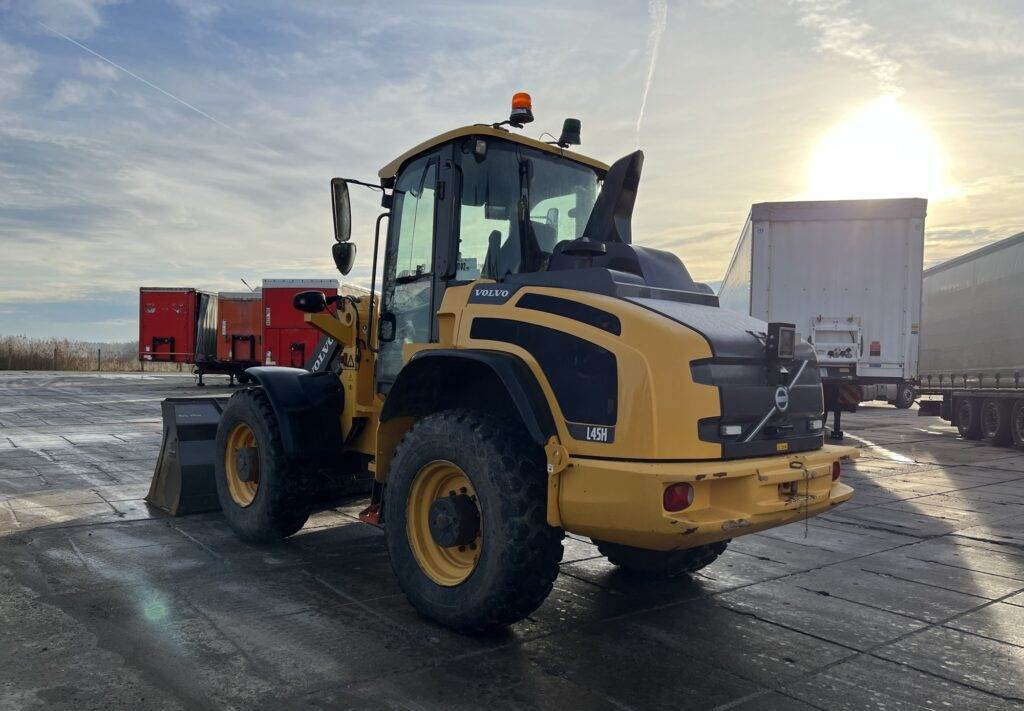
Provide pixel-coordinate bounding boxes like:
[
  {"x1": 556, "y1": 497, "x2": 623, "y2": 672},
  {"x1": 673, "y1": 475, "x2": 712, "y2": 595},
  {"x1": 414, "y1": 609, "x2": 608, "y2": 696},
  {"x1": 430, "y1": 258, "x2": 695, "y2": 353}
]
[
  {"x1": 224, "y1": 422, "x2": 260, "y2": 507},
  {"x1": 406, "y1": 460, "x2": 482, "y2": 587},
  {"x1": 958, "y1": 402, "x2": 971, "y2": 425},
  {"x1": 428, "y1": 494, "x2": 480, "y2": 548},
  {"x1": 983, "y1": 403, "x2": 998, "y2": 434},
  {"x1": 234, "y1": 447, "x2": 259, "y2": 483}
]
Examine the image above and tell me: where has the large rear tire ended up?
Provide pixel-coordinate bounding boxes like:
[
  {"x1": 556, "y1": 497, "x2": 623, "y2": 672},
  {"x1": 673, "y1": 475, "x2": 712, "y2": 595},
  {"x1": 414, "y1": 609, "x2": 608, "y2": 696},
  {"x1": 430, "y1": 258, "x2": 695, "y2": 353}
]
[
  {"x1": 214, "y1": 388, "x2": 311, "y2": 543},
  {"x1": 955, "y1": 397, "x2": 983, "y2": 440},
  {"x1": 384, "y1": 409, "x2": 563, "y2": 633},
  {"x1": 981, "y1": 398, "x2": 1013, "y2": 446},
  {"x1": 594, "y1": 540, "x2": 729, "y2": 578}
]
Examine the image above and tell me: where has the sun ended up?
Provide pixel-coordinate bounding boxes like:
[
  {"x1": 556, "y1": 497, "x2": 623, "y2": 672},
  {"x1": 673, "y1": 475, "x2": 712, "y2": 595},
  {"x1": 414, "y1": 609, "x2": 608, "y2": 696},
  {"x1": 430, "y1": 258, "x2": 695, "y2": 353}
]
[{"x1": 806, "y1": 96, "x2": 949, "y2": 200}]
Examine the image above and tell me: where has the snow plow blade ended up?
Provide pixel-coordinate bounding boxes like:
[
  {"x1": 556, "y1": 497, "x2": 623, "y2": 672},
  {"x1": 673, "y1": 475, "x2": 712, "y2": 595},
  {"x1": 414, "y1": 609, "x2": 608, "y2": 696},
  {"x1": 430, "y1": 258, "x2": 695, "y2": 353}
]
[{"x1": 146, "y1": 397, "x2": 228, "y2": 515}]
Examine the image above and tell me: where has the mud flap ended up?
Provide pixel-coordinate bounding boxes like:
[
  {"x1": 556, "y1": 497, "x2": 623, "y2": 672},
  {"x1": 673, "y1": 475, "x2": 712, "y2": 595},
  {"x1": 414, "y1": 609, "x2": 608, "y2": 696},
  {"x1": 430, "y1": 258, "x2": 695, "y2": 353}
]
[{"x1": 146, "y1": 397, "x2": 229, "y2": 515}]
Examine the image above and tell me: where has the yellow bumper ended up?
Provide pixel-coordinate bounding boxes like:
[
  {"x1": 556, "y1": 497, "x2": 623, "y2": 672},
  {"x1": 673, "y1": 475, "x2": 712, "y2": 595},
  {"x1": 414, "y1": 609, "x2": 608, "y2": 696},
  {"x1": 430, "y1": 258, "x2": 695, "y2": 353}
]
[{"x1": 554, "y1": 444, "x2": 858, "y2": 551}]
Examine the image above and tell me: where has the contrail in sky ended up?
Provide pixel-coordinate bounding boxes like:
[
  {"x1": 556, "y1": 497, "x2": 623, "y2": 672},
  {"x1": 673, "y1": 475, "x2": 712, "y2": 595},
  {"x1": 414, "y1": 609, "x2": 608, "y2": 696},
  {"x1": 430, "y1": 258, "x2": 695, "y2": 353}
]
[
  {"x1": 635, "y1": 0, "x2": 668, "y2": 149},
  {"x1": 37, "y1": 22, "x2": 279, "y2": 156}
]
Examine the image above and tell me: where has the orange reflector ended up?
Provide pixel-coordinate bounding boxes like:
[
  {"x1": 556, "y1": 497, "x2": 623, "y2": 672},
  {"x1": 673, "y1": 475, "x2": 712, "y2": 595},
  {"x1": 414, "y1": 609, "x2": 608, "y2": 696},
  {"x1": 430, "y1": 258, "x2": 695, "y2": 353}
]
[
  {"x1": 832, "y1": 461, "x2": 841, "y2": 481},
  {"x1": 512, "y1": 92, "x2": 532, "y2": 110},
  {"x1": 663, "y1": 482, "x2": 694, "y2": 512}
]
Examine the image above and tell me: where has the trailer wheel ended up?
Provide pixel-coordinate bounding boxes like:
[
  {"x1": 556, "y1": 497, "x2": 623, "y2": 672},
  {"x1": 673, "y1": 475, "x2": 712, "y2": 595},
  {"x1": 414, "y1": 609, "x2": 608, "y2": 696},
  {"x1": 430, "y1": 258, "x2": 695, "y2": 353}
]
[
  {"x1": 1009, "y1": 400, "x2": 1024, "y2": 450},
  {"x1": 955, "y1": 397, "x2": 983, "y2": 440},
  {"x1": 893, "y1": 385, "x2": 916, "y2": 410},
  {"x1": 384, "y1": 409, "x2": 563, "y2": 633},
  {"x1": 593, "y1": 540, "x2": 729, "y2": 578},
  {"x1": 980, "y1": 399, "x2": 1013, "y2": 446},
  {"x1": 214, "y1": 388, "x2": 311, "y2": 542}
]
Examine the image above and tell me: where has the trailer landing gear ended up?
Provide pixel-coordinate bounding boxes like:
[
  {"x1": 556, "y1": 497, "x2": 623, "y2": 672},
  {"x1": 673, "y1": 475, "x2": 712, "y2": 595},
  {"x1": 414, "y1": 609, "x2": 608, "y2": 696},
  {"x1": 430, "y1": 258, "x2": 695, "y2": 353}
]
[{"x1": 827, "y1": 409, "x2": 844, "y2": 440}]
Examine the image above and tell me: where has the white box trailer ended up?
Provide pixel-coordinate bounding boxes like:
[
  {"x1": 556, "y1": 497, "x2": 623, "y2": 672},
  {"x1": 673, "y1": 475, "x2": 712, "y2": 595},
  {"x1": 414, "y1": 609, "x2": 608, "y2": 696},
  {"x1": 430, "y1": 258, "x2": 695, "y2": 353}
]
[
  {"x1": 719, "y1": 198, "x2": 927, "y2": 436},
  {"x1": 917, "y1": 231, "x2": 1024, "y2": 448}
]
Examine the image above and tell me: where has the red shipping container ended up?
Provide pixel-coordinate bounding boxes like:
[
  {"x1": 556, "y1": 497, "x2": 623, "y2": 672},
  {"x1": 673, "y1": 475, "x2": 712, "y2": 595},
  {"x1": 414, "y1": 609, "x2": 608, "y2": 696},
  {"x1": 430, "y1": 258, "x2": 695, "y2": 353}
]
[
  {"x1": 216, "y1": 291, "x2": 262, "y2": 363},
  {"x1": 139, "y1": 287, "x2": 199, "y2": 363},
  {"x1": 139, "y1": 288, "x2": 219, "y2": 363},
  {"x1": 261, "y1": 279, "x2": 338, "y2": 368}
]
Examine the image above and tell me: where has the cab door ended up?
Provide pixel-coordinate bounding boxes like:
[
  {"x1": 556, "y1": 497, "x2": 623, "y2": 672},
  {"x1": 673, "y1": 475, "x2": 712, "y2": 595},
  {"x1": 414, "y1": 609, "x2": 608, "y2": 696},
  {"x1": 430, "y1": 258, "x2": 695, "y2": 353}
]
[{"x1": 377, "y1": 147, "x2": 454, "y2": 390}]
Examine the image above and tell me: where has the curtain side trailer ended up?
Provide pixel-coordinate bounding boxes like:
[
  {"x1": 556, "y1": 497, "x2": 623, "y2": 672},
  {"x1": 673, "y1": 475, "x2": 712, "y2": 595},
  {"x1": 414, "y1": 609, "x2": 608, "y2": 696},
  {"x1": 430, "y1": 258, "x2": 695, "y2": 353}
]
[{"x1": 916, "y1": 231, "x2": 1024, "y2": 448}]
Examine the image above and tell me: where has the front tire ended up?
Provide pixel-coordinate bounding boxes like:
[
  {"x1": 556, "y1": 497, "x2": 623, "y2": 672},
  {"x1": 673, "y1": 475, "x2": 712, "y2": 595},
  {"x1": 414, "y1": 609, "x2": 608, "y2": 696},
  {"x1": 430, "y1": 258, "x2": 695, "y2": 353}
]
[
  {"x1": 594, "y1": 540, "x2": 729, "y2": 578},
  {"x1": 214, "y1": 388, "x2": 311, "y2": 543},
  {"x1": 384, "y1": 409, "x2": 563, "y2": 632}
]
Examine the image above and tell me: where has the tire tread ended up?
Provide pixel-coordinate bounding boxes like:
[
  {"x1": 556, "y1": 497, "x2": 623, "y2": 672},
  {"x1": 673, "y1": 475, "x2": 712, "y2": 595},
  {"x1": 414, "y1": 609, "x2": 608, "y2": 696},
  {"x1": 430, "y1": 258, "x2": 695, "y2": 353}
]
[{"x1": 386, "y1": 408, "x2": 563, "y2": 632}]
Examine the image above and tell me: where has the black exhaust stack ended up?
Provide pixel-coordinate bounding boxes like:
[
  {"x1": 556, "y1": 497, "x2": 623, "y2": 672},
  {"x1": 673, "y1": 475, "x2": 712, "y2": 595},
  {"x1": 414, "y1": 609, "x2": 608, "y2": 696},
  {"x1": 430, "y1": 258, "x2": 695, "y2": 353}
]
[
  {"x1": 548, "y1": 150, "x2": 703, "y2": 295},
  {"x1": 581, "y1": 150, "x2": 644, "y2": 245}
]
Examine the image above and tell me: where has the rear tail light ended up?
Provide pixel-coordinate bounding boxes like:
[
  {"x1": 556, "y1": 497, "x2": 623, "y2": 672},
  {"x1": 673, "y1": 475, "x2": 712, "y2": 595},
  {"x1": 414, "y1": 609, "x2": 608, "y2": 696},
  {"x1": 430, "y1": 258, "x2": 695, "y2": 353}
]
[
  {"x1": 832, "y1": 461, "x2": 841, "y2": 481},
  {"x1": 663, "y1": 482, "x2": 695, "y2": 512}
]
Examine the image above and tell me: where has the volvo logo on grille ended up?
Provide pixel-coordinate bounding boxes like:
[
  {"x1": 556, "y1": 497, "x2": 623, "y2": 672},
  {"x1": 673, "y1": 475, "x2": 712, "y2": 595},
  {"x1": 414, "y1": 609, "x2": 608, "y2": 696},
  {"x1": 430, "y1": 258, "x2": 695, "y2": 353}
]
[{"x1": 774, "y1": 386, "x2": 790, "y2": 411}]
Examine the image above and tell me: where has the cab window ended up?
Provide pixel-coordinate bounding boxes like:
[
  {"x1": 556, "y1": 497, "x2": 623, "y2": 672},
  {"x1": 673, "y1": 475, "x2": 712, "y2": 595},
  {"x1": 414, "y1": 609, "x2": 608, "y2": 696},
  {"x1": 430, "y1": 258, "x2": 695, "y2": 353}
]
[
  {"x1": 455, "y1": 139, "x2": 600, "y2": 281},
  {"x1": 378, "y1": 154, "x2": 437, "y2": 385}
]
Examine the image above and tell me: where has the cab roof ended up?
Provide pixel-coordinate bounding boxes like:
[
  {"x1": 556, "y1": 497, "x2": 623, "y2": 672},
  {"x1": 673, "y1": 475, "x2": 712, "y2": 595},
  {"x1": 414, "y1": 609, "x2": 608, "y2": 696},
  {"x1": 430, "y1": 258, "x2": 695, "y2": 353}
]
[{"x1": 377, "y1": 124, "x2": 609, "y2": 184}]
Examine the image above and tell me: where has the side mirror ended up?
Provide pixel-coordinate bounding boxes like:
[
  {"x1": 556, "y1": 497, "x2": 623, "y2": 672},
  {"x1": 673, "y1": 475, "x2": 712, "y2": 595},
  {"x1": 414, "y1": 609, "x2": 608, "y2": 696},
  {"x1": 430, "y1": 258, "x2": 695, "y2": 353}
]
[
  {"x1": 293, "y1": 290, "x2": 327, "y2": 313},
  {"x1": 331, "y1": 178, "x2": 351, "y2": 243},
  {"x1": 332, "y1": 242, "x2": 357, "y2": 275},
  {"x1": 378, "y1": 311, "x2": 396, "y2": 343}
]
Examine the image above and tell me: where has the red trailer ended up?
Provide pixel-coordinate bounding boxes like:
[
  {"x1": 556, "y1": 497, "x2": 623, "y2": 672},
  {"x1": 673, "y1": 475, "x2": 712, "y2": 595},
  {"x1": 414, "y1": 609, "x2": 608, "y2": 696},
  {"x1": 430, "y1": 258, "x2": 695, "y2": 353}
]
[
  {"x1": 216, "y1": 291, "x2": 262, "y2": 369},
  {"x1": 261, "y1": 279, "x2": 338, "y2": 368},
  {"x1": 139, "y1": 288, "x2": 216, "y2": 363}
]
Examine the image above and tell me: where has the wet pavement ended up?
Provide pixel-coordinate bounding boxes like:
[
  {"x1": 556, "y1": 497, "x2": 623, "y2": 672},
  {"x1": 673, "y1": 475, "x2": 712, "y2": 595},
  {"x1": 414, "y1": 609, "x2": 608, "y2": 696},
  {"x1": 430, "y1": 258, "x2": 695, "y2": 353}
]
[{"x1": 1, "y1": 371, "x2": 1023, "y2": 710}]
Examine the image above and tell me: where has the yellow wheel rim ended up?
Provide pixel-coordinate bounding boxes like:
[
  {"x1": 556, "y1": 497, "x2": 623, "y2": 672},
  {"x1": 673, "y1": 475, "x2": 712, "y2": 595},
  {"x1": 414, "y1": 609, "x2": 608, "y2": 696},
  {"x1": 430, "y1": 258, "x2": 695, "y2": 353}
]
[
  {"x1": 224, "y1": 422, "x2": 260, "y2": 507},
  {"x1": 407, "y1": 460, "x2": 481, "y2": 587}
]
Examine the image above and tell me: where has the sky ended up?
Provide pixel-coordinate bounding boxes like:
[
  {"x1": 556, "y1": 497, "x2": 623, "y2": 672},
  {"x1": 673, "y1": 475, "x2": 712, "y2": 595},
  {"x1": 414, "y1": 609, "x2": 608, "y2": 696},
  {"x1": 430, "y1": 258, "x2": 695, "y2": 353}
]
[{"x1": 1, "y1": 0, "x2": 1022, "y2": 340}]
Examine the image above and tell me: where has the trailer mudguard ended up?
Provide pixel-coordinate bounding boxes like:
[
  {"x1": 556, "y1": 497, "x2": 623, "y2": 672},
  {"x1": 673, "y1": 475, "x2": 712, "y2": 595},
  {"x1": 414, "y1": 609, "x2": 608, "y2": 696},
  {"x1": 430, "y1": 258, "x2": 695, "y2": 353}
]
[
  {"x1": 379, "y1": 349, "x2": 556, "y2": 445},
  {"x1": 245, "y1": 366, "x2": 344, "y2": 459}
]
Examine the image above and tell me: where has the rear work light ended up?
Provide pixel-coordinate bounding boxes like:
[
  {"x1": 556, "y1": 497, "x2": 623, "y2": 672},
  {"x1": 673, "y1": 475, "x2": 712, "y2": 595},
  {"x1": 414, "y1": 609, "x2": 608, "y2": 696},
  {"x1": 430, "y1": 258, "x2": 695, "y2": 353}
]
[
  {"x1": 832, "y1": 461, "x2": 841, "y2": 481},
  {"x1": 663, "y1": 482, "x2": 695, "y2": 512},
  {"x1": 720, "y1": 424, "x2": 742, "y2": 437}
]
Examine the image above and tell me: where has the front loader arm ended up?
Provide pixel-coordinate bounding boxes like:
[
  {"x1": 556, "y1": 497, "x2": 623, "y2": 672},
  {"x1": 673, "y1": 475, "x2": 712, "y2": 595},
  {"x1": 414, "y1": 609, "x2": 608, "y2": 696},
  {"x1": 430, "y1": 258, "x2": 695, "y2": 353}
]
[{"x1": 305, "y1": 297, "x2": 379, "y2": 451}]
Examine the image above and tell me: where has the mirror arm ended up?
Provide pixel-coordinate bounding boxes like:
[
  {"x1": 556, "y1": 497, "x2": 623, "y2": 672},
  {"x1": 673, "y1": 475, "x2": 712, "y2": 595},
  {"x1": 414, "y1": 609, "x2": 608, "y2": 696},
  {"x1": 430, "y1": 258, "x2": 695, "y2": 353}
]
[{"x1": 366, "y1": 211, "x2": 390, "y2": 353}]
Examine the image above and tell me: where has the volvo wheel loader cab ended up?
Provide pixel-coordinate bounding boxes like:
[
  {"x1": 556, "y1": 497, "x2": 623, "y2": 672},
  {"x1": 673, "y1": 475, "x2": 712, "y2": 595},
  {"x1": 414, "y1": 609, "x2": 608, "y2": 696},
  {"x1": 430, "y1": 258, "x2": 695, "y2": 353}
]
[{"x1": 203, "y1": 94, "x2": 858, "y2": 632}]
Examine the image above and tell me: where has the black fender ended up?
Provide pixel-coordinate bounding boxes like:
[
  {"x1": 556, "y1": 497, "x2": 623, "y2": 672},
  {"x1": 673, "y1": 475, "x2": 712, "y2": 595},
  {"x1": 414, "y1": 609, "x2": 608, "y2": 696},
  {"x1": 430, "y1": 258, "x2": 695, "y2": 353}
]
[
  {"x1": 244, "y1": 366, "x2": 343, "y2": 459},
  {"x1": 379, "y1": 349, "x2": 557, "y2": 445}
]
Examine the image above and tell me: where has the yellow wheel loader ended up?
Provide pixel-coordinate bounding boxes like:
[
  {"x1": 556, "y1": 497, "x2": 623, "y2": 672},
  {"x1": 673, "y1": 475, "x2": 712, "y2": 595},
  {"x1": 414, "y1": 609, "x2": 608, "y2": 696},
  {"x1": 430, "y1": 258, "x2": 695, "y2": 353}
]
[{"x1": 149, "y1": 94, "x2": 857, "y2": 632}]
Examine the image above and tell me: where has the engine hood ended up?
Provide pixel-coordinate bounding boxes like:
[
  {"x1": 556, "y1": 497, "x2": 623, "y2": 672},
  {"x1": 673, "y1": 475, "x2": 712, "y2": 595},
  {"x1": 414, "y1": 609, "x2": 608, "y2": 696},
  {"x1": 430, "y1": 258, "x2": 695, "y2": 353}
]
[{"x1": 625, "y1": 297, "x2": 815, "y2": 361}]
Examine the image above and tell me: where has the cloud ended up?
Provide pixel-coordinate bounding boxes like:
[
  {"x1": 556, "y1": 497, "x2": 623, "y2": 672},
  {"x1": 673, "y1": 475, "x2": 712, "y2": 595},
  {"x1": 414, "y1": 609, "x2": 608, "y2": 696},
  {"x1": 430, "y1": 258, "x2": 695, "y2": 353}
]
[
  {"x1": 47, "y1": 79, "x2": 101, "y2": 109},
  {"x1": 79, "y1": 58, "x2": 119, "y2": 81},
  {"x1": 0, "y1": 41, "x2": 38, "y2": 102},
  {"x1": 2, "y1": 1, "x2": 1024, "y2": 340},
  {"x1": 167, "y1": 0, "x2": 223, "y2": 22},
  {"x1": 18, "y1": 0, "x2": 122, "y2": 39},
  {"x1": 790, "y1": 0, "x2": 902, "y2": 94}
]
